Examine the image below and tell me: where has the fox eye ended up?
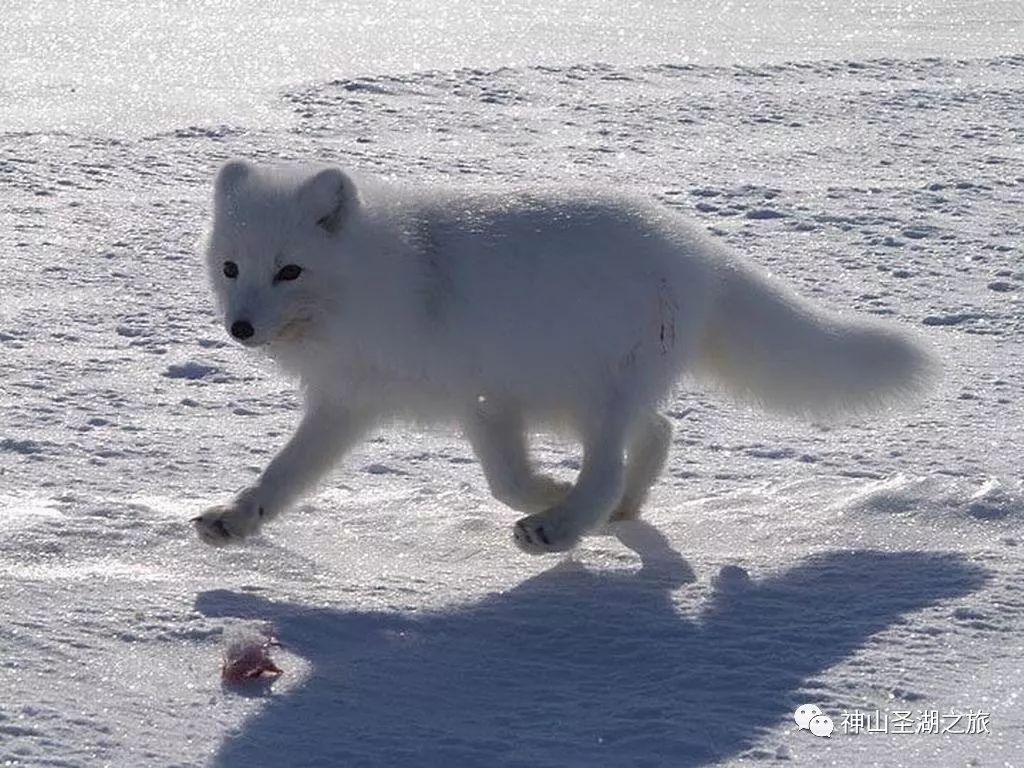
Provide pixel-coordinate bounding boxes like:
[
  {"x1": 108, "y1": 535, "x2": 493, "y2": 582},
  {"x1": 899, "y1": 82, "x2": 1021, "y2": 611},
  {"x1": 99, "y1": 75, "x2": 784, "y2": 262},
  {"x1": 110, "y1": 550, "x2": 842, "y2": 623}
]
[
  {"x1": 223, "y1": 261, "x2": 239, "y2": 278},
  {"x1": 275, "y1": 264, "x2": 302, "y2": 282}
]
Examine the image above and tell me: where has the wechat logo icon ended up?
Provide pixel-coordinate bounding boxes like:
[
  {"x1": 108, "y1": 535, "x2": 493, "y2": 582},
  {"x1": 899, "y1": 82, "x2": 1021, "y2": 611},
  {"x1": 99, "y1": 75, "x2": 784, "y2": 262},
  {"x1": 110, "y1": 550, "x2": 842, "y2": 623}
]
[{"x1": 795, "y1": 704, "x2": 834, "y2": 737}]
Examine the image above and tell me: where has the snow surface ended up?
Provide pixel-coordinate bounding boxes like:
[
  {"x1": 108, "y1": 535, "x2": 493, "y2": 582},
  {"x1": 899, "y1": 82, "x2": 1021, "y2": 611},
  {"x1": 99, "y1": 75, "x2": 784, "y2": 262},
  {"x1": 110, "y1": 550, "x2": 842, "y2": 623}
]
[{"x1": 2, "y1": 4, "x2": 1023, "y2": 767}]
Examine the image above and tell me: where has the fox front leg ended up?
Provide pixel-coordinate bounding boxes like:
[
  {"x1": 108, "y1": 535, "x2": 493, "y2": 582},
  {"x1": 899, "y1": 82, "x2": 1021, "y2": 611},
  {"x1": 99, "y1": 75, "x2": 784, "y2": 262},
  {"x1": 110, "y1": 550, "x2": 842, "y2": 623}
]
[{"x1": 193, "y1": 404, "x2": 372, "y2": 546}]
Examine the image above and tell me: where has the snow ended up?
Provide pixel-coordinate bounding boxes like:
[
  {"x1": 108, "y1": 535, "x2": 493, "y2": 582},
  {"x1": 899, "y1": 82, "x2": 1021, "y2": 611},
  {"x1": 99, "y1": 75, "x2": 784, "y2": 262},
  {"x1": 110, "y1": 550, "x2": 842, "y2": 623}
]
[{"x1": 1, "y1": 3, "x2": 1023, "y2": 767}]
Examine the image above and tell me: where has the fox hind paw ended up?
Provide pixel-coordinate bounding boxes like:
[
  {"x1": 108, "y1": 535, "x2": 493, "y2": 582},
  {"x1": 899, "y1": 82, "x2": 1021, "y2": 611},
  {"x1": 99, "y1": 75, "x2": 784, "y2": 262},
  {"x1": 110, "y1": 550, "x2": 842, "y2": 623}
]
[
  {"x1": 512, "y1": 510, "x2": 581, "y2": 555},
  {"x1": 193, "y1": 494, "x2": 264, "y2": 546}
]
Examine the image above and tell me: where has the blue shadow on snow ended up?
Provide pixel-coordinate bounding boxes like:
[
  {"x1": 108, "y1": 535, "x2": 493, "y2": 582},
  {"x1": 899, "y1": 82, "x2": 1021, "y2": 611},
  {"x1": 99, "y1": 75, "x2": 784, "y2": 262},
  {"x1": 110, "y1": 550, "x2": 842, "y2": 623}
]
[{"x1": 196, "y1": 523, "x2": 986, "y2": 767}]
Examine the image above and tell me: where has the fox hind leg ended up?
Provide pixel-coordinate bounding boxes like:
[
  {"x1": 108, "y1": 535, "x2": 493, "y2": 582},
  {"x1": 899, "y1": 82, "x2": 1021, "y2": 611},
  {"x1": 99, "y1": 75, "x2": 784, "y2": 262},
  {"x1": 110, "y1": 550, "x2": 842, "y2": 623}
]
[
  {"x1": 462, "y1": 407, "x2": 571, "y2": 514},
  {"x1": 610, "y1": 411, "x2": 672, "y2": 522},
  {"x1": 513, "y1": 409, "x2": 629, "y2": 554}
]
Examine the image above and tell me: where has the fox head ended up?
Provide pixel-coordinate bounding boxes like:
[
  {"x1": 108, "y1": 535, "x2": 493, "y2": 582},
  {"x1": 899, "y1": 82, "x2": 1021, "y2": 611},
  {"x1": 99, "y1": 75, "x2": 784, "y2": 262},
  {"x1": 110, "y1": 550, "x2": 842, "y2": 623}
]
[{"x1": 203, "y1": 160, "x2": 360, "y2": 348}]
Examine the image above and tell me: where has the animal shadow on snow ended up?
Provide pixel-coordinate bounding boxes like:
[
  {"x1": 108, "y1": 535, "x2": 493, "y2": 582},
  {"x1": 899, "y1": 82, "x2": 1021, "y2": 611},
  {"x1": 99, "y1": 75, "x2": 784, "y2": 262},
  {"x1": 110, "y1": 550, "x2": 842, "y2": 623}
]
[{"x1": 196, "y1": 523, "x2": 986, "y2": 767}]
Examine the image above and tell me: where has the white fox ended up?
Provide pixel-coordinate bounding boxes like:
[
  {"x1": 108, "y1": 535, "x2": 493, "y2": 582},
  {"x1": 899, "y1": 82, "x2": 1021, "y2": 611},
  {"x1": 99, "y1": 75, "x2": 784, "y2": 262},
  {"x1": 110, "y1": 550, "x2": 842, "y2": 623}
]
[{"x1": 193, "y1": 161, "x2": 935, "y2": 554}]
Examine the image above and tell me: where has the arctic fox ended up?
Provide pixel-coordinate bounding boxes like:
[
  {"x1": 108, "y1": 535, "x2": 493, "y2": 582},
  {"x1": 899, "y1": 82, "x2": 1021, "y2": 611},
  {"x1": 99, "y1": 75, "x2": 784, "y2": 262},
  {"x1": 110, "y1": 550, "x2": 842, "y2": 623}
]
[{"x1": 192, "y1": 160, "x2": 935, "y2": 554}]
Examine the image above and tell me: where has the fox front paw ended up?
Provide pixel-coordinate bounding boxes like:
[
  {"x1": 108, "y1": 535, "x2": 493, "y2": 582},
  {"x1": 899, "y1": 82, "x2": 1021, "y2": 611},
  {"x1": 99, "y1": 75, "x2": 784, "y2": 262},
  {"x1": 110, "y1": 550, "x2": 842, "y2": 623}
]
[{"x1": 192, "y1": 490, "x2": 266, "y2": 547}]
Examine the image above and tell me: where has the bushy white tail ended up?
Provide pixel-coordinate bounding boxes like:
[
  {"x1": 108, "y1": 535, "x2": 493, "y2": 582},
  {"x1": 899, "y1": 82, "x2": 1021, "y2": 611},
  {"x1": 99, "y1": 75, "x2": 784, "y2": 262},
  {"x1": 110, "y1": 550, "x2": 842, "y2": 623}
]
[{"x1": 697, "y1": 264, "x2": 937, "y2": 416}]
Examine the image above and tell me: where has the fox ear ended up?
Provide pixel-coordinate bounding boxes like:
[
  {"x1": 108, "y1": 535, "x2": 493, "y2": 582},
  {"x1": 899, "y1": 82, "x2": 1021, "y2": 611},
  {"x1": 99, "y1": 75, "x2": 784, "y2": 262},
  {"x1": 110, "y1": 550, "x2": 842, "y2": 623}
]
[
  {"x1": 299, "y1": 167, "x2": 358, "y2": 235},
  {"x1": 214, "y1": 159, "x2": 252, "y2": 201}
]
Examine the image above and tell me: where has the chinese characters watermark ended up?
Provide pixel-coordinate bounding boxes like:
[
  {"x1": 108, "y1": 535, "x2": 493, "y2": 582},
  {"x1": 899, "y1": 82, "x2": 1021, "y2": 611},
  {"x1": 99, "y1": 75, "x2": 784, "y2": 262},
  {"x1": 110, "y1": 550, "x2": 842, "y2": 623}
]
[
  {"x1": 795, "y1": 704, "x2": 992, "y2": 738},
  {"x1": 839, "y1": 709, "x2": 991, "y2": 736}
]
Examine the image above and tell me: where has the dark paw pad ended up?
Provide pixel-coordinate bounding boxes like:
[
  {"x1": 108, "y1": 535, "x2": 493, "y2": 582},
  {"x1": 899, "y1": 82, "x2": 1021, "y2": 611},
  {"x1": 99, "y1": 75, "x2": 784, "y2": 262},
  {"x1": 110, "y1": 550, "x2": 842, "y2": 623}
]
[{"x1": 514, "y1": 520, "x2": 550, "y2": 547}]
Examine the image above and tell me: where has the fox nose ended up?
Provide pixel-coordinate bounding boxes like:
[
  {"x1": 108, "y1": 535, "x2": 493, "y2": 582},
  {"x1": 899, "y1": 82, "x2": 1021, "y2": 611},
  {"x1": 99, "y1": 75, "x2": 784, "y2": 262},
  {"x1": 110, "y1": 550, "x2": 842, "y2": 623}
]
[{"x1": 230, "y1": 320, "x2": 254, "y2": 341}]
